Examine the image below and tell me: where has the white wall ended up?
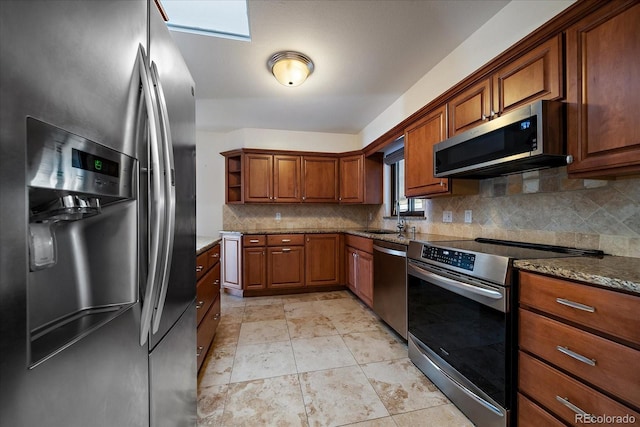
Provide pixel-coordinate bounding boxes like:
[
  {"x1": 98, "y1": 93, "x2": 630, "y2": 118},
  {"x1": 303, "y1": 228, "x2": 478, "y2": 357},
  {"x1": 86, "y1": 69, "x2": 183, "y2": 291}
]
[
  {"x1": 358, "y1": 0, "x2": 576, "y2": 146},
  {"x1": 195, "y1": 128, "x2": 361, "y2": 236}
]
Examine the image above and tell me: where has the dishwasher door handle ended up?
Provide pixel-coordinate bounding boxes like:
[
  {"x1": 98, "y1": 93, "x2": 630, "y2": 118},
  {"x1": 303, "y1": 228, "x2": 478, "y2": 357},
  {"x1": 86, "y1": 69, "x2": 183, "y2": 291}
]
[{"x1": 373, "y1": 245, "x2": 406, "y2": 257}]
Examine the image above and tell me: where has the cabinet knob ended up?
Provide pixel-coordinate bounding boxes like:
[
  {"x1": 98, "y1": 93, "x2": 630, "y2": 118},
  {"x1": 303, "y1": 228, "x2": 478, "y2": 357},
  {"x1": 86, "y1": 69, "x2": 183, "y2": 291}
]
[{"x1": 482, "y1": 114, "x2": 487, "y2": 121}]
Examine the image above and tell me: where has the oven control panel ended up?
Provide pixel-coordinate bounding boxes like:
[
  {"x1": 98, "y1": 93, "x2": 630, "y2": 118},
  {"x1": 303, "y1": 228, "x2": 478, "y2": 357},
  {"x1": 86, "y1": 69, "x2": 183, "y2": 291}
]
[{"x1": 421, "y1": 245, "x2": 476, "y2": 271}]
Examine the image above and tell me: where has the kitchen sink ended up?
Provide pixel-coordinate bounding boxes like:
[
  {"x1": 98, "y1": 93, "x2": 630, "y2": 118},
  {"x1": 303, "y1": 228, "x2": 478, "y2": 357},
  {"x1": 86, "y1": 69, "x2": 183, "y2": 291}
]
[{"x1": 363, "y1": 229, "x2": 397, "y2": 234}]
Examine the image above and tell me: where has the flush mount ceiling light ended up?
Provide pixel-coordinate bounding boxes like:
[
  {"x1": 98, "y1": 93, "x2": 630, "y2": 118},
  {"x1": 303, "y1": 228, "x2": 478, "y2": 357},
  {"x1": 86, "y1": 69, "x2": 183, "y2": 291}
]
[{"x1": 267, "y1": 51, "x2": 314, "y2": 87}]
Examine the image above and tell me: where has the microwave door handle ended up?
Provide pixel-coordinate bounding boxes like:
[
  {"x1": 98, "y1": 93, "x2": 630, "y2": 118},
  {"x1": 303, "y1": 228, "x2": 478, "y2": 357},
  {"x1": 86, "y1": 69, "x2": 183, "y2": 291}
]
[
  {"x1": 149, "y1": 61, "x2": 176, "y2": 334},
  {"x1": 409, "y1": 263, "x2": 503, "y2": 300},
  {"x1": 137, "y1": 45, "x2": 166, "y2": 346}
]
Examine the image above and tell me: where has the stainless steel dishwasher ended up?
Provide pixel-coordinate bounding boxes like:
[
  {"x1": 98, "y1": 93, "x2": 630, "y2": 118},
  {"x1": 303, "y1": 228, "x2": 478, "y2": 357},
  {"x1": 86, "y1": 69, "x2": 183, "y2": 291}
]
[{"x1": 373, "y1": 240, "x2": 407, "y2": 339}]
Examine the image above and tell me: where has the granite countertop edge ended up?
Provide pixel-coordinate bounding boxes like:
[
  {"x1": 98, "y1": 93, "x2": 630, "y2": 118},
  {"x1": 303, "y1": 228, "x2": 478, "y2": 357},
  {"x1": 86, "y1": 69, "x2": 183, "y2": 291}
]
[
  {"x1": 514, "y1": 257, "x2": 640, "y2": 296},
  {"x1": 196, "y1": 235, "x2": 222, "y2": 254}
]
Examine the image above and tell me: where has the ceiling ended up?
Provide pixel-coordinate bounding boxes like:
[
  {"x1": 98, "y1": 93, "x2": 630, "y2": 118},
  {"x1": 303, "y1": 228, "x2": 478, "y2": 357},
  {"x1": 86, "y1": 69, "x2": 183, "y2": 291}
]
[{"x1": 169, "y1": 0, "x2": 510, "y2": 135}]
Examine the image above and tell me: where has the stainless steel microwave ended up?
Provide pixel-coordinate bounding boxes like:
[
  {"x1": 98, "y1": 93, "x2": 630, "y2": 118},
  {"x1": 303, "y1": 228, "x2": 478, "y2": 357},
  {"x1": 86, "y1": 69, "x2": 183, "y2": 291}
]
[{"x1": 434, "y1": 100, "x2": 569, "y2": 178}]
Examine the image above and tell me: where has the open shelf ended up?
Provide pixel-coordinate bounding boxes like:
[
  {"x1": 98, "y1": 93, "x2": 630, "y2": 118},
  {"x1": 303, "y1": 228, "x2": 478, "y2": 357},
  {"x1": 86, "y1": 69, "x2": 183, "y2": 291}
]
[{"x1": 225, "y1": 154, "x2": 243, "y2": 203}]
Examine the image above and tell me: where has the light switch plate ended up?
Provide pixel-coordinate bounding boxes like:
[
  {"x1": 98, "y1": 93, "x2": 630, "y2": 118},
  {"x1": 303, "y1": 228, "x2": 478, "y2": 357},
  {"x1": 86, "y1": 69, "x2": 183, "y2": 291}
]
[
  {"x1": 443, "y1": 211, "x2": 453, "y2": 223},
  {"x1": 275, "y1": 212, "x2": 281, "y2": 221},
  {"x1": 464, "y1": 210, "x2": 472, "y2": 223}
]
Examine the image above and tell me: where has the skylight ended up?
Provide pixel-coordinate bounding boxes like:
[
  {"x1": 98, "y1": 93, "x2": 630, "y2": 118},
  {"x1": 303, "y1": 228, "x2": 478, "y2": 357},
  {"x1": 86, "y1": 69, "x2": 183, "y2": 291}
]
[{"x1": 161, "y1": 0, "x2": 250, "y2": 41}]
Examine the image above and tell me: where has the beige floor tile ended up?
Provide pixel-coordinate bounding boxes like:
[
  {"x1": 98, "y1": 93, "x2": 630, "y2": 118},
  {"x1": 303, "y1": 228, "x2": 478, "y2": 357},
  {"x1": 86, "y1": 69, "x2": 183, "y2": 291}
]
[
  {"x1": 244, "y1": 296, "x2": 284, "y2": 306},
  {"x1": 315, "y1": 290, "x2": 351, "y2": 300},
  {"x1": 392, "y1": 404, "x2": 473, "y2": 427},
  {"x1": 340, "y1": 417, "x2": 398, "y2": 427},
  {"x1": 299, "y1": 365, "x2": 389, "y2": 427},
  {"x1": 212, "y1": 322, "x2": 241, "y2": 347},
  {"x1": 292, "y1": 335, "x2": 357, "y2": 373},
  {"x1": 221, "y1": 375, "x2": 309, "y2": 427},
  {"x1": 281, "y1": 292, "x2": 322, "y2": 303},
  {"x1": 361, "y1": 358, "x2": 448, "y2": 415},
  {"x1": 220, "y1": 292, "x2": 246, "y2": 308},
  {"x1": 329, "y1": 310, "x2": 381, "y2": 335},
  {"x1": 197, "y1": 384, "x2": 227, "y2": 427},
  {"x1": 342, "y1": 329, "x2": 407, "y2": 364},
  {"x1": 199, "y1": 345, "x2": 236, "y2": 387},
  {"x1": 219, "y1": 305, "x2": 243, "y2": 321},
  {"x1": 312, "y1": 297, "x2": 365, "y2": 316},
  {"x1": 284, "y1": 300, "x2": 320, "y2": 319},
  {"x1": 238, "y1": 318, "x2": 290, "y2": 345},
  {"x1": 287, "y1": 315, "x2": 339, "y2": 339},
  {"x1": 242, "y1": 303, "x2": 285, "y2": 322},
  {"x1": 230, "y1": 341, "x2": 297, "y2": 383}
]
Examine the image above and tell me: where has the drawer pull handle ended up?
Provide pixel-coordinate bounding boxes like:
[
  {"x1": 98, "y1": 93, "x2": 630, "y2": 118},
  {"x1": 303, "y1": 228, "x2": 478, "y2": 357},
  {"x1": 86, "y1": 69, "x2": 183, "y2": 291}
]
[
  {"x1": 555, "y1": 396, "x2": 588, "y2": 416},
  {"x1": 281, "y1": 239, "x2": 291, "y2": 243},
  {"x1": 196, "y1": 345, "x2": 204, "y2": 357},
  {"x1": 196, "y1": 265, "x2": 204, "y2": 272},
  {"x1": 556, "y1": 346, "x2": 596, "y2": 366},
  {"x1": 211, "y1": 253, "x2": 219, "y2": 258},
  {"x1": 556, "y1": 298, "x2": 595, "y2": 313},
  {"x1": 249, "y1": 239, "x2": 260, "y2": 243},
  {"x1": 196, "y1": 301, "x2": 204, "y2": 309},
  {"x1": 213, "y1": 313, "x2": 220, "y2": 320},
  {"x1": 214, "y1": 279, "x2": 220, "y2": 285},
  {"x1": 282, "y1": 248, "x2": 291, "y2": 252}
]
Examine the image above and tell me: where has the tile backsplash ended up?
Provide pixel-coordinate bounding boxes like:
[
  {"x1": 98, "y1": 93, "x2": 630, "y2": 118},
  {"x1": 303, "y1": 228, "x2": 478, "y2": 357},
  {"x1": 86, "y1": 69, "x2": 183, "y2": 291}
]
[{"x1": 223, "y1": 167, "x2": 639, "y2": 258}]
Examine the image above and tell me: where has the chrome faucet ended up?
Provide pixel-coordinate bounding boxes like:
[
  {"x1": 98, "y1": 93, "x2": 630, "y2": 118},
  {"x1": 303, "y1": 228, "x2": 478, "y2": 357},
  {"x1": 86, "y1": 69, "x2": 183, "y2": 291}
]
[{"x1": 396, "y1": 200, "x2": 405, "y2": 237}]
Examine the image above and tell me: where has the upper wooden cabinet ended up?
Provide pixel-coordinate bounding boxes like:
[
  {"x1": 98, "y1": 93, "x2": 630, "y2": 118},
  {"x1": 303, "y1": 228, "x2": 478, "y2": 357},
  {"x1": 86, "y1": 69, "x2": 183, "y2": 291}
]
[
  {"x1": 244, "y1": 153, "x2": 301, "y2": 203},
  {"x1": 566, "y1": 1, "x2": 640, "y2": 178},
  {"x1": 404, "y1": 105, "x2": 450, "y2": 197},
  {"x1": 222, "y1": 149, "x2": 382, "y2": 205},
  {"x1": 302, "y1": 156, "x2": 339, "y2": 203},
  {"x1": 339, "y1": 153, "x2": 383, "y2": 204},
  {"x1": 492, "y1": 35, "x2": 562, "y2": 117},
  {"x1": 448, "y1": 35, "x2": 562, "y2": 137}
]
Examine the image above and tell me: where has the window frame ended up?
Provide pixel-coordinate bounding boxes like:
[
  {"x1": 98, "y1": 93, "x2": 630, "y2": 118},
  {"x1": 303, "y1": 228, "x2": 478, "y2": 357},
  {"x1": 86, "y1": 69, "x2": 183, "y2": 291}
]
[{"x1": 390, "y1": 159, "x2": 424, "y2": 217}]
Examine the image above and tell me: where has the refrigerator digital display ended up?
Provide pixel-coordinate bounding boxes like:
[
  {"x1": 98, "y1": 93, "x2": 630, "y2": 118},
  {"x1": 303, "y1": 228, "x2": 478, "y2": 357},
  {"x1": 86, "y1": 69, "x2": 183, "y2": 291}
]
[{"x1": 72, "y1": 148, "x2": 119, "y2": 177}]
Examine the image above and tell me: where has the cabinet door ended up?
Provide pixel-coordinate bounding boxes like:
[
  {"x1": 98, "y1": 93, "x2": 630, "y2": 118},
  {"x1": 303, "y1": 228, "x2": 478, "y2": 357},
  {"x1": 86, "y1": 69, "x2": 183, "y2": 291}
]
[
  {"x1": 356, "y1": 250, "x2": 373, "y2": 307},
  {"x1": 305, "y1": 234, "x2": 340, "y2": 286},
  {"x1": 273, "y1": 155, "x2": 301, "y2": 203},
  {"x1": 447, "y1": 79, "x2": 491, "y2": 136},
  {"x1": 245, "y1": 153, "x2": 273, "y2": 202},
  {"x1": 339, "y1": 155, "x2": 363, "y2": 203},
  {"x1": 267, "y1": 246, "x2": 304, "y2": 288},
  {"x1": 345, "y1": 246, "x2": 358, "y2": 294},
  {"x1": 221, "y1": 235, "x2": 241, "y2": 290},
  {"x1": 243, "y1": 247, "x2": 266, "y2": 289},
  {"x1": 404, "y1": 105, "x2": 449, "y2": 197},
  {"x1": 492, "y1": 35, "x2": 562, "y2": 117},
  {"x1": 566, "y1": 2, "x2": 640, "y2": 178},
  {"x1": 302, "y1": 156, "x2": 339, "y2": 203}
]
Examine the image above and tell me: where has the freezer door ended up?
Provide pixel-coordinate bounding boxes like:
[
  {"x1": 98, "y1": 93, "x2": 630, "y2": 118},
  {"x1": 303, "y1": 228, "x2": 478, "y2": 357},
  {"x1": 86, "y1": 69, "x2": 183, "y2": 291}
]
[
  {"x1": 150, "y1": 305, "x2": 197, "y2": 427},
  {"x1": 147, "y1": 2, "x2": 197, "y2": 350},
  {"x1": 0, "y1": 1, "x2": 149, "y2": 426}
]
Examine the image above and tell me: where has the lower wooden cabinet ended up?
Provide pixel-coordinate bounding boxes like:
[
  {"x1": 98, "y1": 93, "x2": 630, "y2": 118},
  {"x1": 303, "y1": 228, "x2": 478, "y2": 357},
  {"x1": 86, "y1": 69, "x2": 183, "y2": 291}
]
[
  {"x1": 518, "y1": 271, "x2": 640, "y2": 425},
  {"x1": 196, "y1": 243, "x2": 221, "y2": 372},
  {"x1": 268, "y1": 245, "x2": 305, "y2": 288},
  {"x1": 345, "y1": 235, "x2": 373, "y2": 307},
  {"x1": 305, "y1": 233, "x2": 341, "y2": 286}
]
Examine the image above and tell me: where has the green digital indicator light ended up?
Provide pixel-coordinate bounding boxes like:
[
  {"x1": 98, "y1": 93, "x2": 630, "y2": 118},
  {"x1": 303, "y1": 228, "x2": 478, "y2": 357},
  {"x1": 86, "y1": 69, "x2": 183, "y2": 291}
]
[{"x1": 94, "y1": 159, "x2": 102, "y2": 171}]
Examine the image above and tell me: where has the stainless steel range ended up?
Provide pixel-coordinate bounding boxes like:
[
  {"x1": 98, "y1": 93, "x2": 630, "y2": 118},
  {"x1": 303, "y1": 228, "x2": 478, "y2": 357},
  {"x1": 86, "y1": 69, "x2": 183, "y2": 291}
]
[{"x1": 406, "y1": 238, "x2": 602, "y2": 427}]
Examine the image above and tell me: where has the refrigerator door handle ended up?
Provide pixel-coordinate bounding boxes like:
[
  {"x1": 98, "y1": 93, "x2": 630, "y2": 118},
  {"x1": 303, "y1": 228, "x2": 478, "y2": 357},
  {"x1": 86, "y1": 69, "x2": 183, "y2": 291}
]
[
  {"x1": 138, "y1": 45, "x2": 166, "y2": 346},
  {"x1": 150, "y1": 61, "x2": 176, "y2": 334}
]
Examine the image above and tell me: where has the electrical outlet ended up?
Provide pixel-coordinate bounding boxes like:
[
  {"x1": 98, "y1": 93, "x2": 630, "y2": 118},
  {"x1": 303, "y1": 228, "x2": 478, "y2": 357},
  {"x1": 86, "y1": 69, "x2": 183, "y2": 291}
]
[
  {"x1": 368, "y1": 212, "x2": 373, "y2": 221},
  {"x1": 275, "y1": 212, "x2": 281, "y2": 221},
  {"x1": 464, "y1": 210, "x2": 472, "y2": 223},
  {"x1": 443, "y1": 211, "x2": 453, "y2": 223}
]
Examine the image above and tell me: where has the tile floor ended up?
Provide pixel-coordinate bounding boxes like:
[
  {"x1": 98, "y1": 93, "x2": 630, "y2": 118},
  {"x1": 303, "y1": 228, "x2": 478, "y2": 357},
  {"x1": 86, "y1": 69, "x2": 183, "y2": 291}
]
[{"x1": 197, "y1": 290, "x2": 473, "y2": 427}]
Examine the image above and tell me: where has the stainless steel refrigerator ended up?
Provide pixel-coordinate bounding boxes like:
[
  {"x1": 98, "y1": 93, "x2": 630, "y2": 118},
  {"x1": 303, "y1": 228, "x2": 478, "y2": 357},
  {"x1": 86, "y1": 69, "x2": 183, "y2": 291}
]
[{"x1": 0, "y1": 1, "x2": 197, "y2": 426}]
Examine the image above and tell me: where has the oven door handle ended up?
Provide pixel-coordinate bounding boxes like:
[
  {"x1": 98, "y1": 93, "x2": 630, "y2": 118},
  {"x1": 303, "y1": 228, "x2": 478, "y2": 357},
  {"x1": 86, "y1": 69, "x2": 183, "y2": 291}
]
[{"x1": 408, "y1": 263, "x2": 503, "y2": 300}]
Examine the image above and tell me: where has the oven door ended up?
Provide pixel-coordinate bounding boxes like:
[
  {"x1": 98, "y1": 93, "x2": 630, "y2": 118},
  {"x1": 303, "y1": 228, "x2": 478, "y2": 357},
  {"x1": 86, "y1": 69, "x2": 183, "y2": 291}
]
[{"x1": 407, "y1": 260, "x2": 513, "y2": 427}]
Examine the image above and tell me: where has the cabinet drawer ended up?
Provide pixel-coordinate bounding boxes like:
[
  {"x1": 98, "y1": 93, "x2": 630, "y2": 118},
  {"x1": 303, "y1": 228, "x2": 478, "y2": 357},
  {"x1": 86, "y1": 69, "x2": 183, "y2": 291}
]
[
  {"x1": 519, "y1": 352, "x2": 640, "y2": 426},
  {"x1": 267, "y1": 234, "x2": 304, "y2": 246},
  {"x1": 519, "y1": 309, "x2": 640, "y2": 408},
  {"x1": 345, "y1": 234, "x2": 373, "y2": 253},
  {"x1": 208, "y1": 244, "x2": 220, "y2": 266},
  {"x1": 517, "y1": 393, "x2": 565, "y2": 427},
  {"x1": 243, "y1": 235, "x2": 266, "y2": 247},
  {"x1": 196, "y1": 296, "x2": 221, "y2": 372},
  {"x1": 196, "y1": 251, "x2": 209, "y2": 280},
  {"x1": 520, "y1": 271, "x2": 640, "y2": 346},
  {"x1": 196, "y1": 264, "x2": 219, "y2": 325}
]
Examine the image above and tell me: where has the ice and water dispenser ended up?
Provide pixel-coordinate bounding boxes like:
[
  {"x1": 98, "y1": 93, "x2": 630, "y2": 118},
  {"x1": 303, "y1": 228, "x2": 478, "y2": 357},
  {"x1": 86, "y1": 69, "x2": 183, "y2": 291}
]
[{"x1": 26, "y1": 118, "x2": 138, "y2": 367}]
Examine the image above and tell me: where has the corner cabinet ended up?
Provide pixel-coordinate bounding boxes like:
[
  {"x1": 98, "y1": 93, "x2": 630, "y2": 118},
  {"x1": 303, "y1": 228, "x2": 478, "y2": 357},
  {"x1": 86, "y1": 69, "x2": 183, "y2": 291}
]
[
  {"x1": 339, "y1": 153, "x2": 383, "y2": 204},
  {"x1": 566, "y1": 1, "x2": 640, "y2": 178},
  {"x1": 196, "y1": 243, "x2": 221, "y2": 371}
]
